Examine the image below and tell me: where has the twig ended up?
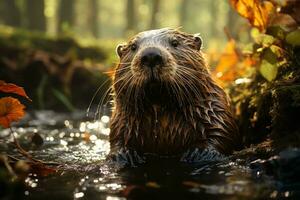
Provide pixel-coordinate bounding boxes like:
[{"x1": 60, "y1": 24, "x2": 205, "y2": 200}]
[
  {"x1": 0, "y1": 154, "x2": 17, "y2": 179},
  {"x1": 6, "y1": 154, "x2": 61, "y2": 166},
  {"x1": 9, "y1": 127, "x2": 43, "y2": 164}
]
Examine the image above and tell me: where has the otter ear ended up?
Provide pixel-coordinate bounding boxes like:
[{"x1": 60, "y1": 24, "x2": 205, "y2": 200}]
[
  {"x1": 193, "y1": 33, "x2": 203, "y2": 51},
  {"x1": 116, "y1": 44, "x2": 125, "y2": 57}
]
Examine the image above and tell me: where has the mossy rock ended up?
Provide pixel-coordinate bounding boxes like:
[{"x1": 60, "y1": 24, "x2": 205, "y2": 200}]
[{"x1": 271, "y1": 85, "x2": 300, "y2": 149}]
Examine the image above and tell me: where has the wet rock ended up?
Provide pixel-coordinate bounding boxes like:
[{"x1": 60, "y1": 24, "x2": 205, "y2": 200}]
[
  {"x1": 30, "y1": 132, "x2": 44, "y2": 147},
  {"x1": 250, "y1": 148, "x2": 300, "y2": 183}
]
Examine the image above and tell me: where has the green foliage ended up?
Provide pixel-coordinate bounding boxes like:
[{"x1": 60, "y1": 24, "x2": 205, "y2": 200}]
[
  {"x1": 0, "y1": 26, "x2": 108, "y2": 62},
  {"x1": 286, "y1": 29, "x2": 300, "y2": 47},
  {"x1": 51, "y1": 88, "x2": 75, "y2": 112},
  {"x1": 247, "y1": 25, "x2": 298, "y2": 82},
  {"x1": 259, "y1": 59, "x2": 277, "y2": 81}
]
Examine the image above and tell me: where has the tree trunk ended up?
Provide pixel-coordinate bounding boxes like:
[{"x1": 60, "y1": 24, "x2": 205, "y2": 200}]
[
  {"x1": 25, "y1": 0, "x2": 46, "y2": 31},
  {"x1": 57, "y1": 0, "x2": 75, "y2": 33},
  {"x1": 179, "y1": 0, "x2": 189, "y2": 28},
  {"x1": 0, "y1": 0, "x2": 21, "y2": 27},
  {"x1": 149, "y1": 0, "x2": 160, "y2": 29},
  {"x1": 210, "y1": 0, "x2": 217, "y2": 38},
  {"x1": 88, "y1": 0, "x2": 99, "y2": 38},
  {"x1": 125, "y1": 0, "x2": 137, "y2": 35},
  {"x1": 227, "y1": 7, "x2": 240, "y2": 39}
]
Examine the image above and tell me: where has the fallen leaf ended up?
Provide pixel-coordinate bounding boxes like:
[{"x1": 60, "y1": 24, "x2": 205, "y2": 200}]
[
  {"x1": 29, "y1": 163, "x2": 57, "y2": 177},
  {"x1": 0, "y1": 80, "x2": 31, "y2": 101},
  {"x1": 230, "y1": 0, "x2": 275, "y2": 32},
  {"x1": 182, "y1": 181, "x2": 202, "y2": 188},
  {"x1": 122, "y1": 185, "x2": 144, "y2": 197},
  {"x1": 146, "y1": 181, "x2": 160, "y2": 188},
  {"x1": 0, "y1": 97, "x2": 25, "y2": 128}
]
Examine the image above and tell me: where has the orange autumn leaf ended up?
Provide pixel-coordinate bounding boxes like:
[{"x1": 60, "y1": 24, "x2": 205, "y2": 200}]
[
  {"x1": 0, "y1": 97, "x2": 25, "y2": 128},
  {"x1": 214, "y1": 39, "x2": 239, "y2": 83},
  {"x1": 230, "y1": 0, "x2": 275, "y2": 32},
  {"x1": 0, "y1": 80, "x2": 31, "y2": 101}
]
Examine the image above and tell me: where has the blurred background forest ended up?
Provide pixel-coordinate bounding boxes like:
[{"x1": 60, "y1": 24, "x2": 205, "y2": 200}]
[
  {"x1": 1, "y1": 1, "x2": 300, "y2": 199},
  {"x1": 0, "y1": 0, "x2": 246, "y2": 45},
  {"x1": 0, "y1": 0, "x2": 248, "y2": 111}
]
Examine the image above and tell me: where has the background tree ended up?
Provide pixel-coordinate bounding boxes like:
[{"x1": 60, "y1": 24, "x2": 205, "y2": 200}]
[
  {"x1": 88, "y1": 0, "x2": 100, "y2": 38},
  {"x1": 57, "y1": 0, "x2": 75, "y2": 33},
  {"x1": 125, "y1": 0, "x2": 137, "y2": 35},
  {"x1": 0, "y1": 0, "x2": 21, "y2": 27},
  {"x1": 149, "y1": 0, "x2": 160, "y2": 29},
  {"x1": 25, "y1": 0, "x2": 46, "y2": 31},
  {"x1": 179, "y1": 0, "x2": 189, "y2": 29}
]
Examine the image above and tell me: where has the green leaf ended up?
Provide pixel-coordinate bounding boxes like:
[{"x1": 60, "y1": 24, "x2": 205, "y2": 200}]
[
  {"x1": 252, "y1": 29, "x2": 275, "y2": 46},
  {"x1": 36, "y1": 74, "x2": 48, "y2": 109},
  {"x1": 286, "y1": 29, "x2": 300, "y2": 46},
  {"x1": 270, "y1": 45, "x2": 284, "y2": 57},
  {"x1": 52, "y1": 88, "x2": 75, "y2": 112},
  {"x1": 242, "y1": 43, "x2": 254, "y2": 54},
  {"x1": 260, "y1": 34, "x2": 276, "y2": 47},
  {"x1": 267, "y1": 26, "x2": 286, "y2": 40},
  {"x1": 251, "y1": 28, "x2": 260, "y2": 41},
  {"x1": 259, "y1": 60, "x2": 278, "y2": 81},
  {"x1": 262, "y1": 47, "x2": 278, "y2": 64}
]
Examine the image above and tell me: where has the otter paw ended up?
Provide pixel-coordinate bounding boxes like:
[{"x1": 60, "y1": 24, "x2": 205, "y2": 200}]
[
  {"x1": 108, "y1": 149, "x2": 145, "y2": 167},
  {"x1": 180, "y1": 147, "x2": 225, "y2": 163}
]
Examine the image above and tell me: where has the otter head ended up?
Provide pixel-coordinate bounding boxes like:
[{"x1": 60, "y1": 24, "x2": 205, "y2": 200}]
[{"x1": 113, "y1": 28, "x2": 207, "y2": 112}]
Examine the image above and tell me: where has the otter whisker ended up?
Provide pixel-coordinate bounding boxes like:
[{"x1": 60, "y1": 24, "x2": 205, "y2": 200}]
[
  {"x1": 95, "y1": 72, "x2": 133, "y2": 120},
  {"x1": 114, "y1": 73, "x2": 134, "y2": 102},
  {"x1": 173, "y1": 70, "x2": 195, "y2": 105},
  {"x1": 113, "y1": 61, "x2": 132, "y2": 65},
  {"x1": 176, "y1": 68, "x2": 204, "y2": 99},
  {"x1": 86, "y1": 78, "x2": 111, "y2": 117},
  {"x1": 106, "y1": 66, "x2": 132, "y2": 74},
  {"x1": 169, "y1": 78, "x2": 183, "y2": 107},
  {"x1": 94, "y1": 87, "x2": 112, "y2": 120}
]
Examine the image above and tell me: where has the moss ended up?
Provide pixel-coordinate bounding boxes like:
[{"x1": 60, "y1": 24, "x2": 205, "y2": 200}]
[
  {"x1": 271, "y1": 85, "x2": 300, "y2": 148},
  {"x1": 0, "y1": 26, "x2": 115, "y2": 111},
  {"x1": 230, "y1": 45, "x2": 300, "y2": 150}
]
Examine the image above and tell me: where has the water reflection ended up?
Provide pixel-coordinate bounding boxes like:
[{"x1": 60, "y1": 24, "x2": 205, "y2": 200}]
[{"x1": 0, "y1": 111, "x2": 296, "y2": 199}]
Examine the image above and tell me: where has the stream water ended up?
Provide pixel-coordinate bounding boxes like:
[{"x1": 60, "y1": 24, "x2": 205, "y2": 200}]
[{"x1": 0, "y1": 111, "x2": 298, "y2": 200}]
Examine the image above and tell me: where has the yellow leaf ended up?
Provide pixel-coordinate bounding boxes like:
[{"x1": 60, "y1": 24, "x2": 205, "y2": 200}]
[
  {"x1": 214, "y1": 40, "x2": 239, "y2": 84},
  {"x1": 230, "y1": 0, "x2": 275, "y2": 32}
]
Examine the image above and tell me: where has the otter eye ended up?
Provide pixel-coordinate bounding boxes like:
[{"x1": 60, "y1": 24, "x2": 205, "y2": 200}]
[
  {"x1": 170, "y1": 39, "x2": 179, "y2": 48},
  {"x1": 130, "y1": 43, "x2": 137, "y2": 51}
]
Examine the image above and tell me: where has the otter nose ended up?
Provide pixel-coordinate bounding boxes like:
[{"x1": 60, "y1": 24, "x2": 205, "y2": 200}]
[{"x1": 140, "y1": 48, "x2": 163, "y2": 68}]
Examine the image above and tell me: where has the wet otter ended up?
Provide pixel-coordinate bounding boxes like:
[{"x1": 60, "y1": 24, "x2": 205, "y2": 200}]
[{"x1": 109, "y1": 28, "x2": 239, "y2": 165}]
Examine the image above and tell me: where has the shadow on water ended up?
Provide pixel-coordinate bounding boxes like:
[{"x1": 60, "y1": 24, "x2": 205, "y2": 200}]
[{"x1": 0, "y1": 111, "x2": 298, "y2": 199}]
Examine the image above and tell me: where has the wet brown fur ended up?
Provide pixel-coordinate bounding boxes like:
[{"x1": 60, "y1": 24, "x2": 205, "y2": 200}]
[{"x1": 109, "y1": 28, "x2": 239, "y2": 156}]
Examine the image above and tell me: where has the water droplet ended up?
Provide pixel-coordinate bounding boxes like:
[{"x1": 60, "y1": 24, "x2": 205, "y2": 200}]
[
  {"x1": 74, "y1": 192, "x2": 84, "y2": 198},
  {"x1": 284, "y1": 191, "x2": 290, "y2": 197},
  {"x1": 89, "y1": 135, "x2": 97, "y2": 141},
  {"x1": 101, "y1": 115, "x2": 110, "y2": 123}
]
